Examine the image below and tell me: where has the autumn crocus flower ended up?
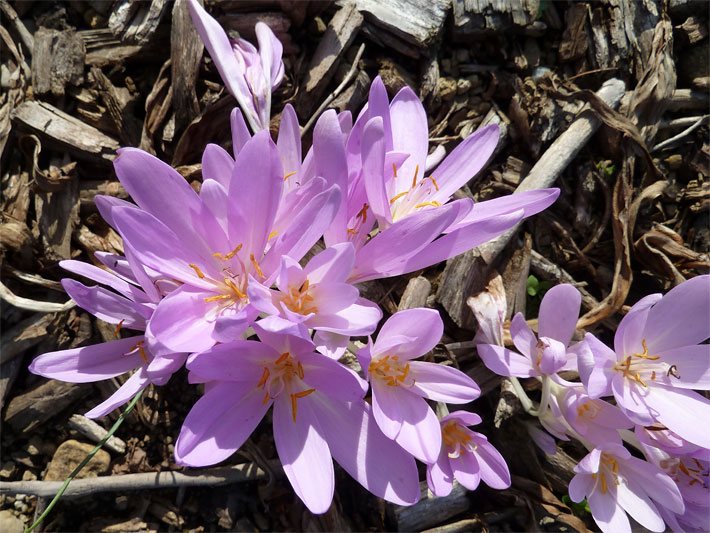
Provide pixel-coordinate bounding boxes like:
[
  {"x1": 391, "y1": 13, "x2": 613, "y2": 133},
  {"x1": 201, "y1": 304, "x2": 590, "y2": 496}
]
[
  {"x1": 176, "y1": 320, "x2": 419, "y2": 513},
  {"x1": 558, "y1": 387, "x2": 632, "y2": 446},
  {"x1": 569, "y1": 443, "x2": 684, "y2": 533},
  {"x1": 104, "y1": 132, "x2": 341, "y2": 355},
  {"x1": 426, "y1": 411, "x2": 511, "y2": 497},
  {"x1": 477, "y1": 283, "x2": 583, "y2": 379},
  {"x1": 357, "y1": 309, "x2": 481, "y2": 463},
  {"x1": 578, "y1": 275, "x2": 710, "y2": 448},
  {"x1": 187, "y1": 0, "x2": 283, "y2": 132},
  {"x1": 29, "y1": 257, "x2": 186, "y2": 418}
]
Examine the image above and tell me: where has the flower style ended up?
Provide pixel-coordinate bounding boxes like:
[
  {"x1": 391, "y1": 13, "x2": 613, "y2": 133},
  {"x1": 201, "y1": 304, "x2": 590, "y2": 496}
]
[
  {"x1": 477, "y1": 283, "x2": 582, "y2": 378},
  {"x1": 176, "y1": 320, "x2": 419, "y2": 513},
  {"x1": 187, "y1": 0, "x2": 284, "y2": 132},
  {"x1": 578, "y1": 275, "x2": 710, "y2": 448},
  {"x1": 29, "y1": 255, "x2": 186, "y2": 418},
  {"x1": 569, "y1": 444, "x2": 684, "y2": 533},
  {"x1": 357, "y1": 309, "x2": 481, "y2": 463},
  {"x1": 426, "y1": 411, "x2": 511, "y2": 496}
]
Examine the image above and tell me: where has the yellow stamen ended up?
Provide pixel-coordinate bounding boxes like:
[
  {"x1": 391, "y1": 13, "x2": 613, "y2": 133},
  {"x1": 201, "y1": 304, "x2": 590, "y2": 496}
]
[
  {"x1": 276, "y1": 352, "x2": 290, "y2": 364},
  {"x1": 268, "y1": 230, "x2": 278, "y2": 240},
  {"x1": 389, "y1": 191, "x2": 408, "y2": 204},
  {"x1": 213, "y1": 244, "x2": 243, "y2": 260},
  {"x1": 283, "y1": 171, "x2": 297, "y2": 181},
  {"x1": 290, "y1": 388, "x2": 316, "y2": 421},
  {"x1": 224, "y1": 278, "x2": 246, "y2": 299},
  {"x1": 392, "y1": 163, "x2": 398, "y2": 178},
  {"x1": 137, "y1": 342, "x2": 148, "y2": 364},
  {"x1": 189, "y1": 263, "x2": 206, "y2": 279},
  {"x1": 204, "y1": 294, "x2": 232, "y2": 302},
  {"x1": 411, "y1": 164, "x2": 419, "y2": 188},
  {"x1": 257, "y1": 367, "x2": 270, "y2": 388},
  {"x1": 114, "y1": 319, "x2": 124, "y2": 339},
  {"x1": 250, "y1": 253, "x2": 265, "y2": 278},
  {"x1": 414, "y1": 201, "x2": 442, "y2": 209},
  {"x1": 429, "y1": 175, "x2": 440, "y2": 191}
]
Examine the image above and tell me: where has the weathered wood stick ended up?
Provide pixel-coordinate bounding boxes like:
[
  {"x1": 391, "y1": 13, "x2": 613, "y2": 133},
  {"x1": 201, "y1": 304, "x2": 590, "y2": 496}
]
[{"x1": 0, "y1": 462, "x2": 270, "y2": 499}]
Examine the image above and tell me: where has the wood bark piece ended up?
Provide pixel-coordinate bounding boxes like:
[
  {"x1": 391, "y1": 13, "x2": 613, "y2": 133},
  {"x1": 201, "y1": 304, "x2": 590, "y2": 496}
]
[
  {"x1": 394, "y1": 481, "x2": 469, "y2": 531},
  {"x1": 437, "y1": 78, "x2": 626, "y2": 329},
  {"x1": 31, "y1": 27, "x2": 85, "y2": 96},
  {"x1": 0, "y1": 313, "x2": 55, "y2": 364},
  {"x1": 297, "y1": 2, "x2": 363, "y2": 117},
  {"x1": 89, "y1": 67, "x2": 142, "y2": 146},
  {"x1": 67, "y1": 414, "x2": 127, "y2": 454},
  {"x1": 109, "y1": 0, "x2": 169, "y2": 45},
  {"x1": 11, "y1": 101, "x2": 119, "y2": 165},
  {"x1": 397, "y1": 276, "x2": 431, "y2": 311},
  {"x1": 352, "y1": 0, "x2": 449, "y2": 50},
  {"x1": 33, "y1": 172, "x2": 79, "y2": 262},
  {"x1": 4, "y1": 380, "x2": 90, "y2": 433},
  {"x1": 170, "y1": 0, "x2": 203, "y2": 133},
  {"x1": 452, "y1": 0, "x2": 544, "y2": 39},
  {"x1": 0, "y1": 462, "x2": 270, "y2": 499}
]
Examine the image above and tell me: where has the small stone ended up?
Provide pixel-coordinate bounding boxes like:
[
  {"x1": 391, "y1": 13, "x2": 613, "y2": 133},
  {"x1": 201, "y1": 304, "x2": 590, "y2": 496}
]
[
  {"x1": 456, "y1": 78, "x2": 472, "y2": 95},
  {"x1": 539, "y1": 516, "x2": 555, "y2": 526},
  {"x1": 44, "y1": 440, "x2": 110, "y2": 481},
  {"x1": 0, "y1": 510, "x2": 24, "y2": 533},
  {"x1": 21, "y1": 470, "x2": 36, "y2": 481},
  {"x1": 0, "y1": 461, "x2": 16, "y2": 479}
]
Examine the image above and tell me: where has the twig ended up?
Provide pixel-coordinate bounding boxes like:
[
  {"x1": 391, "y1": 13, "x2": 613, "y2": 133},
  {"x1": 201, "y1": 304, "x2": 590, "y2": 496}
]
[
  {"x1": 652, "y1": 114, "x2": 709, "y2": 152},
  {"x1": 1, "y1": 462, "x2": 272, "y2": 499},
  {"x1": 3, "y1": 264, "x2": 65, "y2": 291},
  {"x1": 0, "y1": 0, "x2": 34, "y2": 54},
  {"x1": 0, "y1": 279, "x2": 75, "y2": 313},
  {"x1": 301, "y1": 43, "x2": 366, "y2": 136},
  {"x1": 67, "y1": 414, "x2": 127, "y2": 454}
]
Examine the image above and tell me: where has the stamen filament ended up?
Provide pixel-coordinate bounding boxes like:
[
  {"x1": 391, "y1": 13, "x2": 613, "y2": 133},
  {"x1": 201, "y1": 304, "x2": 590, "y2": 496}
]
[
  {"x1": 189, "y1": 264, "x2": 206, "y2": 279},
  {"x1": 113, "y1": 319, "x2": 124, "y2": 339},
  {"x1": 429, "y1": 175, "x2": 440, "y2": 191},
  {"x1": 250, "y1": 253, "x2": 265, "y2": 278},
  {"x1": 414, "y1": 201, "x2": 442, "y2": 209},
  {"x1": 290, "y1": 388, "x2": 316, "y2": 422},
  {"x1": 389, "y1": 191, "x2": 408, "y2": 204},
  {"x1": 411, "y1": 164, "x2": 419, "y2": 188},
  {"x1": 283, "y1": 171, "x2": 297, "y2": 181}
]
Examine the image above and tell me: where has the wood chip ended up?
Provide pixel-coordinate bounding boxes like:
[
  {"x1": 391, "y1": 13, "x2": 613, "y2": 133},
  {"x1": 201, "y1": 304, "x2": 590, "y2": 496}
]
[
  {"x1": 31, "y1": 27, "x2": 85, "y2": 96},
  {"x1": 4, "y1": 380, "x2": 90, "y2": 433},
  {"x1": 11, "y1": 101, "x2": 119, "y2": 165}
]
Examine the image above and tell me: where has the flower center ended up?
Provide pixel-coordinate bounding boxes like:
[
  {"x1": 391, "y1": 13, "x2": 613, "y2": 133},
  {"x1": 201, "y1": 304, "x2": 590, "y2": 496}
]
[
  {"x1": 280, "y1": 279, "x2": 318, "y2": 315},
  {"x1": 256, "y1": 352, "x2": 315, "y2": 422},
  {"x1": 613, "y1": 339, "x2": 671, "y2": 387},
  {"x1": 576, "y1": 400, "x2": 601, "y2": 419},
  {"x1": 663, "y1": 457, "x2": 709, "y2": 488},
  {"x1": 124, "y1": 340, "x2": 149, "y2": 364},
  {"x1": 368, "y1": 355, "x2": 414, "y2": 387},
  {"x1": 592, "y1": 454, "x2": 620, "y2": 494},
  {"x1": 442, "y1": 421, "x2": 476, "y2": 458},
  {"x1": 389, "y1": 163, "x2": 441, "y2": 221}
]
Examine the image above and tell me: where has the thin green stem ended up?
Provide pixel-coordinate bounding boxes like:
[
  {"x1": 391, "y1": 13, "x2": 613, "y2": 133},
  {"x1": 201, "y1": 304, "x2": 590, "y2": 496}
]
[{"x1": 25, "y1": 390, "x2": 143, "y2": 533}]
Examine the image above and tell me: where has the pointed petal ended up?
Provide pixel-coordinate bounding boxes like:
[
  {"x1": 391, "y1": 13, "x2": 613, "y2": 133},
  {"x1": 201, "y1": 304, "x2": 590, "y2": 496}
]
[
  {"x1": 277, "y1": 104, "x2": 302, "y2": 178},
  {"x1": 614, "y1": 293, "x2": 661, "y2": 356},
  {"x1": 299, "y1": 350, "x2": 367, "y2": 402},
  {"x1": 228, "y1": 130, "x2": 284, "y2": 257},
  {"x1": 175, "y1": 382, "x2": 269, "y2": 467},
  {"x1": 84, "y1": 367, "x2": 150, "y2": 419},
  {"x1": 375, "y1": 308, "x2": 443, "y2": 360},
  {"x1": 307, "y1": 297, "x2": 382, "y2": 337},
  {"x1": 476, "y1": 344, "x2": 536, "y2": 378},
  {"x1": 392, "y1": 390, "x2": 442, "y2": 464},
  {"x1": 538, "y1": 284, "x2": 581, "y2": 346},
  {"x1": 62, "y1": 279, "x2": 148, "y2": 328},
  {"x1": 474, "y1": 438, "x2": 511, "y2": 489},
  {"x1": 201, "y1": 144, "x2": 234, "y2": 188},
  {"x1": 371, "y1": 380, "x2": 404, "y2": 440},
  {"x1": 304, "y1": 243, "x2": 355, "y2": 284},
  {"x1": 29, "y1": 336, "x2": 145, "y2": 383},
  {"x1": 409, "y1": 361, "x2": 480, "y2": 403},
  {"x1": 186, "y1": 341, "x2": 275, "y2": 383},
  {"x1": 657, "y1": 344, "x2": 710, "y2": 389},
  {"x1": 588, "y1": 489, "x2": 631, "y2": 533},
  {"x1": 616, "y1": 479, "x2": 665, "y2": 532},
  {"x1": 230, "y1": 107, "x2": 252, "y2": 155},
  {"x1": 362, "y1": 117, "x2": 392, "y2": 225},
  {"x1": 427, "y1": 449, "x2": 454, "y2": 497},
  {"x1": 643, "y1": 275, "x2": 710, "y2": 353},
  {"x1": 146, "y1": 286, "x2": 217, "y2": 355},
  {"x1": 273, "y1": 395, "x2": 334, "y2": 514},
  {"x1": 314, "y1": 398, "x2": 420, "y2": 505},
  {"x1": 450, "y1": 451, "x2": 481, "y2": 490},
  {"x1": 643, "y1": 385, "x2": 710, "y2": 449},
  {"x1": 431, "y1": 124, "x2": 499, "y2": 202},
  {"x1": 568, "y1": 472, "x2": 594, "y2": 502},
  {"x1": 389, "y1": 86, "x2": 429, "y2": 193}
]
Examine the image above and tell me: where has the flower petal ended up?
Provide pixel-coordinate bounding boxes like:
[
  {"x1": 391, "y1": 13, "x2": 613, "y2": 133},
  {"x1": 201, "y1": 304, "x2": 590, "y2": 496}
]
[
  {"x1": 450, "y1": 450, "x2": 481, "y2": 491},
  {"x1": 374, "y1": 308, "x2": 443, "y2": 360},
  {"x1": 201, "y1": 144, "x2": 233, "y2": 189},
  {"x1": 389, "y1": 87, "x2": 428, "y2": 196},
  {"x1": 361, "y1": 117, "x2": 392, "y2": 225},
  {"x1": 426, "y1": 447, "x2": 454, "y2": 497},
  {"x1": 273, "y1": 394, "x2": 334, "y2": 514},
  {"x1": 304, "y1": 242, "x2": 355, "y2": 284},
  {"x1": 391, "y1": 389, "x2": 442, "y2": 464},
  {"x1": 186, "y1": 341, "x2": 276, "y2": 383},
  {"x1": 643, "y1": 384, "x2": 710, "y2": 449},
  {"x1": 299, "y1": 350, "x2": 367, "y2": 402},
  {"x1": 614, "y1": 293, "x2": 662, "y2": 356},
  {"x1": 62, "y1": 279, "x2": 148, "y2": 328},
  {"x1": 277, "y1": 104, "x2": 302, "y2": 180},
  {"x1": 371, "y1": 379, "x2": 404, "y2": 440},
  {"x1": 84, "y1": 367, "x2": 150, "y2": 419},
  {"x1": 29, "y1": 336, "x2": 145, "y2": 383},
  {"x1": 476, "y1": 344, "x2": 536, "y2": 378},
  {"x1": 231, "y1": 107, "x2": 252, "y2": 155},
  {"x1": 537, "y1": 284, "x2": 581, "y2": 346},
  {"x1": 643, "y1": 275, "x2": 710, "y2": 354},
  {"x1": 409, "y1": 361, "x2": 480, "y2": 403},
  {"x1": 474, "y1": 438, "x2": 511, "y2": 489},
  {"x1": 657, "y1": 344, "x2": 710, "y2": 389},
  {"x1": 509, "y1": 312, "x2": 535, "y2": 357},
  {"x1": 314, "y1": 398, "x2": 420, "y2": 506},
  {"x1": 175, "y1": 382, "x2": 269, "y2": 467},
  {"x1": 588, "y1": 488, "x2": 631, "y2": 533}
]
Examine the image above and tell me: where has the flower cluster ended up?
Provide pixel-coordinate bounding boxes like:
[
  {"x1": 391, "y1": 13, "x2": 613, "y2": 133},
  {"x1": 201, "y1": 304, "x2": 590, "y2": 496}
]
[
  {"x1": 476, "y1": 277, "x2": 710, "y2": 533},
  {"x1": 27, "y1": 3, "x2": 561, "y2": 514}
]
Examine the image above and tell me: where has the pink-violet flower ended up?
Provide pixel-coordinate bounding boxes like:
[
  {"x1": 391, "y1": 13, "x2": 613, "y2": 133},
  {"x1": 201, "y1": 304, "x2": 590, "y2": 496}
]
[
  {"x1": 176, "y1": 319, "x2": 419, "y2": 513},
  {"x1": 569, "y1": 443, "x2": 684, "y2": 533},
  {"x1": 578, "y1": 275, "x2": 710, "y2": 449},
  {"x1": 187, "y1": 0, "x2": 284, "y2": 132},
  {"x1": 426, "y1": 410, "x2": 511, "y2": 497},
  {"x1": 357, "y1": 309, "x2": 481, "y2": 463}
]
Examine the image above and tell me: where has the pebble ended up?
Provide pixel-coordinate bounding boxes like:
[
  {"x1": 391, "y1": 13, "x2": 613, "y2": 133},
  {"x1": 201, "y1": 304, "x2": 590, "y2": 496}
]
[
  {"x1": 21, "y1": 470, "x2": 37, "y2": 481},
  {"x1": 0, "y1": 461, "x2": 16, "y2": 479},
  {"x1": 0, "y1": 510, "x2": 24, "y2": 533},
  {"x1": 44, "y1": 440, "x2": 111, "y2": 481}
]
